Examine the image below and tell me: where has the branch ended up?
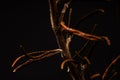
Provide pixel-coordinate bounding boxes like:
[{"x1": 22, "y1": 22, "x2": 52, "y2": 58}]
[
  {"x1": 102, "y1": 55, "x2": 120, "y2": 80},
  {"x1": 90, "y1": 73, "x2": 101, "y2": 79},
  {"x1": 60, "y1": 22, "x2": 111, "y2": 46},
  {"x1": 12, "y1": 49, "x2": 63, "y2": 72}
]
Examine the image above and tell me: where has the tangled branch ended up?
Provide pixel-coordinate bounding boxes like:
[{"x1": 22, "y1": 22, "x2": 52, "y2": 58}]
[{"x1": 11, "y1": 0, "x2": 120, "y2": 80}]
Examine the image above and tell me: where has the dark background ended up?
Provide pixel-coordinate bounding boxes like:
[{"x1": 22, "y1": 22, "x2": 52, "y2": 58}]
[{"x1": 0, "y1": 0, "x2": 120, "y2": 80}]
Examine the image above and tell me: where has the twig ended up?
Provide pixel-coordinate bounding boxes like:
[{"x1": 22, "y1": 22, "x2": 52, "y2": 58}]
[
  {"x1": 90, "y1": 73, "x2": 101, "y2": 79},
  {"x1": 108, "y1": 72, "x2": 118, "y2": 80},
  {"x1": 102, "y1": 55, "x2": 120, "y2": 80},
  {"x1": 12, "y1": 49, "x2": 63, "y2": 72},
  {"x1": 77, "y1": 24, "x2": 97, "y2": 55},
  {"x1": 74, "y1": 9, "x2": 105, "y2": 27}
]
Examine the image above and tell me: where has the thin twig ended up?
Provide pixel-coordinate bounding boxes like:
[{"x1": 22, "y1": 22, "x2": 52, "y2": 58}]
[
  {"x1": 90, "y1": 73, "x2": 101, "y2": 79},
  {"x1": 19, "y1": 45, "x2": 33, "y2": 59},
  {"x1": 102, "y1": 55, "x2": 120, "y2": 80},
  {"x1": 12, "y1": 49, "x2": 63, "y2": 72},
  {"x1": 59, "y1": 0, "x2": 72, "y2": 23},
  {"x1": 74, "y1": 9, "x2": 105, "y2": 27},
  {"x1": 77, "y1": 24, "x2": 97, "y2": 55},
  {"x1": 108, "y1": 72, "x2": 118, "y2": 80}
]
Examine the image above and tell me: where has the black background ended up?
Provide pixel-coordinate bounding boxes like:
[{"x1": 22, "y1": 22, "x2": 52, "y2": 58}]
[{"x1": 0, "y1": 0, "x2": 120, "y2": 80}]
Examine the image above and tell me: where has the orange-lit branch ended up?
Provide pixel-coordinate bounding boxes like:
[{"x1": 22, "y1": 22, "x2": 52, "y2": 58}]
[{"x1": 60, "y1": 22, "x2": 110, "y2": 46}]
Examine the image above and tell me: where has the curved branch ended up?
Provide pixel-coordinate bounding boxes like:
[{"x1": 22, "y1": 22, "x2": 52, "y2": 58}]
[
  {"x1": 60, "y1": 22, "x2": 111, "y2": 46},
  {"x1": 61, "y1": 58, "x2": 74, "y2": 70}
]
